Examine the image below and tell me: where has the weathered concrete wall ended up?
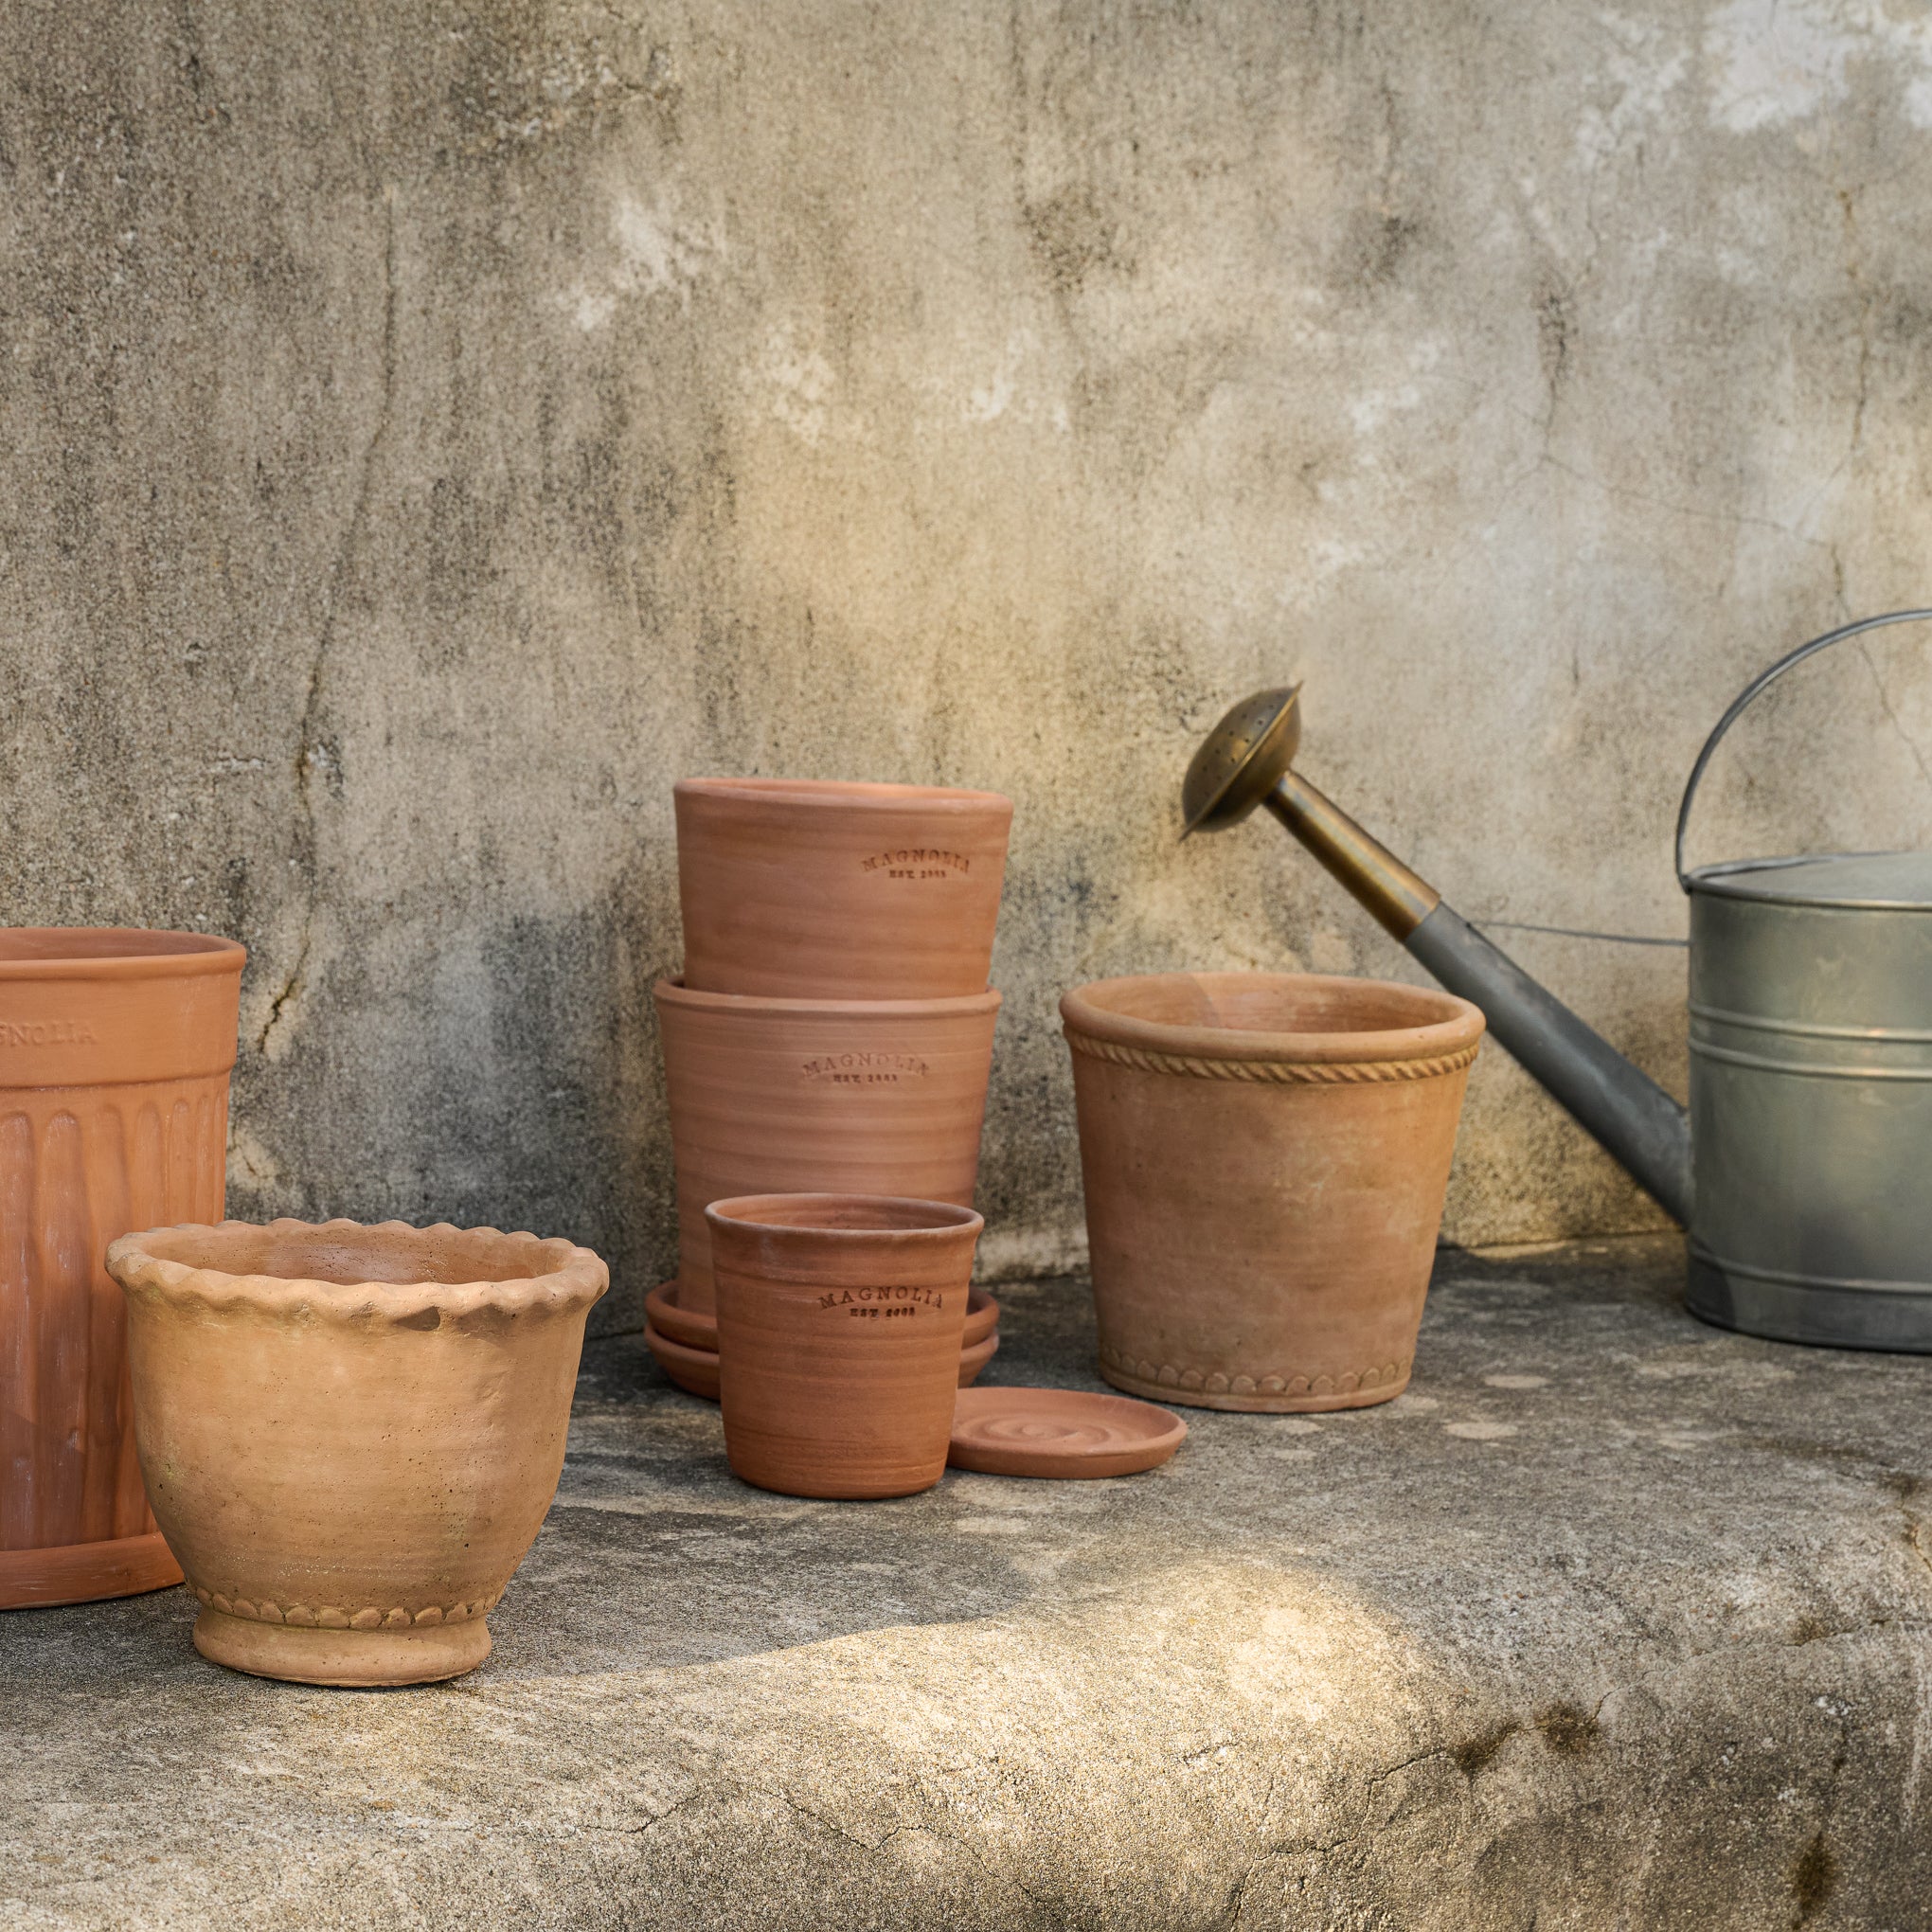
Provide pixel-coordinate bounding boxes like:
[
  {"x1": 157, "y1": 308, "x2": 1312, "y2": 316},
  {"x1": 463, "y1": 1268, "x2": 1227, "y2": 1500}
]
[{"x1": 4, "y1": 1, "x2": 1932, "y2": 1327}]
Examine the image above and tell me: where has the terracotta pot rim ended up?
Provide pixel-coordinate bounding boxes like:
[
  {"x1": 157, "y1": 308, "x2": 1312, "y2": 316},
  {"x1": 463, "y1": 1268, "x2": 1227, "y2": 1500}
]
[
  {"x1": 1060, "y1": 971, "x2": 1484, "y2": 1065},
  {"x1": 675, "y1": 777, "x2": 1013, "y2": 813},
  {"x1": 655, "y1": 976, "x2": 1001, "y2": 1017},
  {"x1": 0, "y1": 929, "x2": 246, "y2": 980},
  {"x1": 706, "y1": 1191, "x2": 986, "y2": 1240},
  {"x1": 105, "y1": 1218, "x2": 609, "y2": 1323}
]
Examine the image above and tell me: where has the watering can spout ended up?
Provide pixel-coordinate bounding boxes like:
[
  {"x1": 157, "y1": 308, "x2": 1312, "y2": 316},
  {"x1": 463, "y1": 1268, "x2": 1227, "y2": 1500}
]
[{"x1": 1184, "y1": 687, "x2": 1693, "y2": 1225}]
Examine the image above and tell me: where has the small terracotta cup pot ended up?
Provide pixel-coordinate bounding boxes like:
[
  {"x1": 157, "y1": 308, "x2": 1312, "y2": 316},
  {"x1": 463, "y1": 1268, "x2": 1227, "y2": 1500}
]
[
  {"x1": 707, "y1": 1193, "x2": 982, "y2": 1499},
  {"x1": 104, "y1": 1219, "x2": 608, "y2": 1687},
  {"x1": 674, "y1": 778, "x2": 1012, "y2": 999},
  {"x1": 655, "y1": 979, "x2": 999, "y2": 1314},
  {"x1": 1062, "y1": 973, "x2": 1484, "y2": 1414}
]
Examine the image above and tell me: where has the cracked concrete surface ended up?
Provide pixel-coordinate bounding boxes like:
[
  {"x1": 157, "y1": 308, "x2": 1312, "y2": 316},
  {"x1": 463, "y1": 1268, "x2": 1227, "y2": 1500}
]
[
  {"x1": 5, "y1": 6, "x2": 1932, "y2": 1320},
  {"x1": 3, "y1": 1239, "x2": 1929, "y2": 1928}
]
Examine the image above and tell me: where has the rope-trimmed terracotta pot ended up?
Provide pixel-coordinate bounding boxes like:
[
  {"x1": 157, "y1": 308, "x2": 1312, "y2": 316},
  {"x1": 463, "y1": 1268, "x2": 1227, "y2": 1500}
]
[
  {"x1": 1061, "y1": 973, "x2": 1484, "y2": 1413},
  {"x1": 0, "y1": 928, "x2": 244, "y2": 1611},
  {"x1": 105, "y1": 1219, "x2": 606, "y2": 1686}
]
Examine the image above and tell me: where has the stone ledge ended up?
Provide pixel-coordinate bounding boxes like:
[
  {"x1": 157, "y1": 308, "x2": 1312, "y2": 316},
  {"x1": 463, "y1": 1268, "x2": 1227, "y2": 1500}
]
[{"x1": 3, "y1": 1236, "x2": 1929, "y2": 1928}]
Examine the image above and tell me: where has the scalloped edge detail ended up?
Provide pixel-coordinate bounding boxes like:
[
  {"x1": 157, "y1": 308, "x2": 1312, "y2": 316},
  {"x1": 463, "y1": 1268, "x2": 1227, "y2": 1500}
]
[{"x1": 105, "y1": 1218, "x2": 608, "y2": 1325}]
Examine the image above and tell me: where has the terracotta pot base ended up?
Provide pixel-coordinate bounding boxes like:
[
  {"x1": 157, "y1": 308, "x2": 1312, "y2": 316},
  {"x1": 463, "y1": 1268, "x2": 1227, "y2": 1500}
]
[
  {"x1": 192, "y1": 1604, "x2": 492, "y2": 1687},
  {"x1": 645, "y1": 1323, "x2": 722, "y2": 1400},
  {"x1": 1097, "y1": 1352, "x2": 1412, "y2": 1414},
  {"x1": 0, "y1": 1530, "x2": 184, "y2": 1610},
  {"x1": 645, "y1": 1315, "x2": 997, "y2": 1399}
]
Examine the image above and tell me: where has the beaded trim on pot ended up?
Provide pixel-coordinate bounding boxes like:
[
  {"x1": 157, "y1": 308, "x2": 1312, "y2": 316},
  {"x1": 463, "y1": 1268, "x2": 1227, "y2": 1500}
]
[
  {"x1": 188, "y1": 1583, "x2": 504, "y2": 1628},
  {"x1": 1063, "y1": 1030, "x2": 1479, "y2": 1085},
  {"x1": 1099, "y1": 1340, "x2": 1409, "y2": 1399}
]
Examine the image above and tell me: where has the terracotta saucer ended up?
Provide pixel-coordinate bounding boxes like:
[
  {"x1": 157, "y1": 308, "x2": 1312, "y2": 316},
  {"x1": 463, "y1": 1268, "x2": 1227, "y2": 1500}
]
[
  {"x1": 948, "y1": 1386, "x2": 1187, "y2": 1479},
  {"x1": 647, "y1": 1279, "x2": 999, "y2": 1351},
  {"x1": 957, "y1": 1332, "x2": 998, "y2": 1387},
  {"x1": 647, "y1": 1322, "x2": 998, "y2": 1401},
  {"x1": 645, "y1": 1323, "x2": 720, "y2": 1401}
]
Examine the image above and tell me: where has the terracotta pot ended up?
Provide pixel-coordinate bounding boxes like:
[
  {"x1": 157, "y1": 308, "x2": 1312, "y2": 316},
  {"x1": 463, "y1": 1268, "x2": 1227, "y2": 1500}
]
[
  {"x1": 0, "y1": 928, "x2": 244, "y2": 1610},
  {"x1": 644, "y1": 1294, "x2": 998, "y2": 1396},
  {"x1": 674, "y1": 778, "x2": 1012, "y2": 999},
  {"x1": 646, "y1": 1278, "x2": 1000, "y2": 1351},
  {"x1": 1062, "y1": 973, "x2": 1483, "y2": 1413},
  {"x1": 104, "y1": 1219, "x2": 606, "y2": 1686},
  {"x1": 654, "y1": 979, "x2": 999, "y2": 1314},
  {"x1": 707, "y1": 1193, "x2": 981, "y2": 1498}
]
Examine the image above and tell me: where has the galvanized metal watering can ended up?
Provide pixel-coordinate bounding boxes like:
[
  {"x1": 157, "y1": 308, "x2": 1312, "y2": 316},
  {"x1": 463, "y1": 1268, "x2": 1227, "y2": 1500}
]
[{"x1": 1185, "y1": 610, "x2": 1932, "y2": 1353}]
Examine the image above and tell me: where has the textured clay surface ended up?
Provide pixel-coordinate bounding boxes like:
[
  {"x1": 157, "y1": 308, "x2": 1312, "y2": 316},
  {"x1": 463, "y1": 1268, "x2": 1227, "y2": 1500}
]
[
  {"x1": 4, "y1": 1238, "x2": 1930, "y2": 1928},
  {"x1": 10, "y1": 6, "x2": 1932, "y2": 1314}
]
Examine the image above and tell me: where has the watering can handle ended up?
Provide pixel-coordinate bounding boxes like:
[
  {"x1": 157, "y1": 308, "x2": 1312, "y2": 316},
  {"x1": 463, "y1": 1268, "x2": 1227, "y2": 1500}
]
[{"x1": 1673, "y1": 607, "x2": 1932, "y2": 891}]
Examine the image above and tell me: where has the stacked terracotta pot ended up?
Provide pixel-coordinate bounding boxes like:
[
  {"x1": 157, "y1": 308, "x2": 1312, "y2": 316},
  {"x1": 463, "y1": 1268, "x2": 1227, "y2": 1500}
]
[{"x1": 647, "y1": 778, "x2": 1013, "y2": 1396}]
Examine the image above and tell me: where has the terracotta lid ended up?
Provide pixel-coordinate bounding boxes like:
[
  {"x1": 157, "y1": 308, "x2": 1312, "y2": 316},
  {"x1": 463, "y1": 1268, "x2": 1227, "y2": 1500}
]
[{"x1": 948, "y1": 1386, "x2": 1187, "y2": 1479}]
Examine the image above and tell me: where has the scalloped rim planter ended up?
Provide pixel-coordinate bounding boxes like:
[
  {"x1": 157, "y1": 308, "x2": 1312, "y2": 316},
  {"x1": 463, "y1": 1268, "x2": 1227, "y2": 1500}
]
[
  {"x1": 1061, "y1": 972, "x2": 1483, "y2": 1415},
  {"x1": 105, "y1": 1219, "x2": 607, "y2": 1686},
  {"x1": 674, "y1": 778, "x2": 1012, "y2": 1000}
]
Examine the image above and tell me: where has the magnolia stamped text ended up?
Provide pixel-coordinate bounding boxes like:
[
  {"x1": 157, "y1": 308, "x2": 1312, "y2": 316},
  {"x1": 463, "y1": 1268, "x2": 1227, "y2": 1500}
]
[
  {"x1": 0, "y1": 1021, "x2": 98, "y2": 1047},
  {"x1": 861, "y1": 848, "x2": 971, "y2": 881},
  {"x1": 817, "y1": 1284, "x2": 945, "y2": 1321}
]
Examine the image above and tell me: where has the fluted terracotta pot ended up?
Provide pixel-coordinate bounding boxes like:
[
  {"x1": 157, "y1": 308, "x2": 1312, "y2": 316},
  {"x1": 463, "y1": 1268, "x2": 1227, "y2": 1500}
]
[
  {"x1": 105, "y1": 1219, "x2": 607, "y2": 1686},
  {"x1": 1062, "y1": 973, "x2": 1483, "y2": 1413},
  {"x1": 674, "y1": 778, "x2": 1012, "y2": 999},
  {"x1": 654, "y1": 978, "x2": 998, "y2": 1314},
  {"x1": 707, "y1": 1193, "x2": 981, "y2": 1498},
  {"x1": 0, "y1": 928, "x2": 244, "y2": 1610}
]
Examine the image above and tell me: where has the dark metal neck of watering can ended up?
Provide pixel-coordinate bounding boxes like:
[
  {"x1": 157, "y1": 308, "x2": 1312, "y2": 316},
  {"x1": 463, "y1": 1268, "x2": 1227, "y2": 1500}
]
[{"x1": 1263, "y1": 770, "x2": 1440, "y2": 939}]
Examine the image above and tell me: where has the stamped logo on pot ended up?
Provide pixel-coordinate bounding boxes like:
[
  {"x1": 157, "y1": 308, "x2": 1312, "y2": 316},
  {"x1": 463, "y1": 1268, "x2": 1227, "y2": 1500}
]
[
  {"x1": 800, "y1": 1050, "x2": 930, "y2": 1084},
  {"x1": 816, "y1": 1284, "x2": 945, "y2": 1321},
  {"x1": 0, "y1": 1020, "x2": 98, "y2": 1048},
  {"x1": 859, "y1": 848, "x2": 971, "y2": 879}
]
